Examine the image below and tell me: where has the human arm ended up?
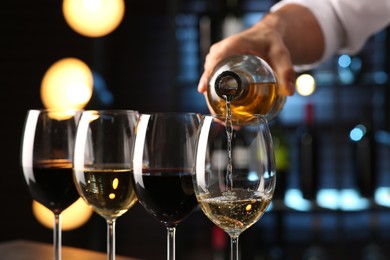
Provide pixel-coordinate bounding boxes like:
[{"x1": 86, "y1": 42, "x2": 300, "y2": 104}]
[
  {"x1": 273, "y1": 0, "x2": 390, "y2": 68},
  {"x1": 197, "y1": 3, "x2": 325, "y2": 96}
]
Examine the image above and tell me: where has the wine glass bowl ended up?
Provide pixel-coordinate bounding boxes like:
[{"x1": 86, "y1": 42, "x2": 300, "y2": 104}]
[
  {"x1": 193, "y1": 114, "x2": 276, "y2": 259},
  {"x1": 73, "y1": 110, "x2": 138, "y2": 260},
  {"x1": 21, "y1": 109, "x2": 81, "y2": 260},
  {"x1": 132, "y1": 113, "x2": 201, "y2": 260},
  {"x1": 74, "y1": 167, "x2": 137, "y2": 221},
  {"x1": 24, "y1": 159, "x2": 80, "y2": 215},
  {"x1": 132, "y1": 167, "x2": 197, "y2": 226}
]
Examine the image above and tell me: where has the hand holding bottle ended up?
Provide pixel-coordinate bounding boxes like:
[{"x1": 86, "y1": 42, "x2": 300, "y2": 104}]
[
  {"x1": 197, "y1": 17, "x2": 297, "y2": 97},
  {"x1": 206, "y1": 54, "x2": 285, "y2": 121}
]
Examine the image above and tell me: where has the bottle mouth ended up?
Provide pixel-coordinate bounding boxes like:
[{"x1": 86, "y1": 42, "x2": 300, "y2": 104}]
[{"x1": 215, "y1": 71, "x2": 243, "y2": 101}]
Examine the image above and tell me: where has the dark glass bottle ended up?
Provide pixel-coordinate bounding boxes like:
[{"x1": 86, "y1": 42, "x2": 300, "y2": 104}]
[
  {"x1": 298, "y1": 103, "x2": 318, "y2": 200},
  {"x1": 271, "y1": 120, "x2": 289, "y2": 201},
  {"x1": 352, "y1": 121, "x2": 376, "y2": 198}
]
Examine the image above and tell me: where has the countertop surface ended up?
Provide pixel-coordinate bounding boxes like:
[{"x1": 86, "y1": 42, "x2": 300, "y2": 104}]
[{"x1": 0, "y1": 240, "x2": 141, "y2": 260}]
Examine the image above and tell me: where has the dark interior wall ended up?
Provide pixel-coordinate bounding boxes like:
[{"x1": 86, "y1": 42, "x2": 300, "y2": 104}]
[
  {"x1": 86, "y1": 1, "x2": 181, "y2": 112},
  {"x1": 0, "y1": 0, "x2": 68, "y2": 243}
]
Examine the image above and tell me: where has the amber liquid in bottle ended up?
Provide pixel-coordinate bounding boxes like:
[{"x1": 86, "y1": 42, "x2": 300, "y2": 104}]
[
  {"x1": 209, "y1": 81, "x2": 277, "y2": 119},
  {"x1": 206, "y1": 55, "x2": 282, "y2": 122}
]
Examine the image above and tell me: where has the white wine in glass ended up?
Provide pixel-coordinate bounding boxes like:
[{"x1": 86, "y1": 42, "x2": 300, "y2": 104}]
[
  {"x1": 193, "y1": 114, "x2": 276, "y2": 260},
  {"x1": 73, "y1": 110, "x2": 139, "y2": 260}
]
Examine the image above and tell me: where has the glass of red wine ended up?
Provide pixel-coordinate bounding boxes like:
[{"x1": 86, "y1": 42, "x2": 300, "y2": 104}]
[
  {"x1": 21, "y1": 109, "x2": 81, "y2": 260},
  {"x1": 132, "y1": 113, "x2": 201, "y2": 260},
  {"x1": 73, "y1": 110, "x2": 139, "y2": 260},
  {"x1": 193, "y1": 114, "x2": 276, "y2": 260}
]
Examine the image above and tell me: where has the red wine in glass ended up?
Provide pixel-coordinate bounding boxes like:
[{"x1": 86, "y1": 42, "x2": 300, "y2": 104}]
[
  {"x1": 24, "y1": 159, "x2": 79, "y2": 214},
  {"x1": 133, "y1": 168, "x2": 197, "y2": 226}
]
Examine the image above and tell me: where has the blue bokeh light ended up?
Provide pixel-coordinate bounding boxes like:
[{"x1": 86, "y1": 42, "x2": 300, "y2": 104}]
[
  {"x1": 338, "y1": 54, "x2": 352, "y2": 68},
  {"x1": 349, "y1": 124, "x2": 366, "y2": 142}
]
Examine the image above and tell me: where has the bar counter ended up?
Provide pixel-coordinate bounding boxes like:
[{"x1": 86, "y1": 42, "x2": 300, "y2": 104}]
[{"x1": 0, "y1": 240, "x2": 141, "y2": 260}]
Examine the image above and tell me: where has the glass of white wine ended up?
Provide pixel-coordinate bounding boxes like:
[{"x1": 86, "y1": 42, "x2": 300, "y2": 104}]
[
  {"x1": 73, "y1": 110, "x2": 139, "y2": 260},
  {"x1": 193, "y1": 114, "x2": 276, "y2": 260}
]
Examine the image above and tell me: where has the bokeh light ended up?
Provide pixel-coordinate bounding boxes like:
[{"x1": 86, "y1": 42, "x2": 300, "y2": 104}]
[
  {"x1": 350, "y1": 124, "x2": 367, "y2": 142},
  {"x1": 40, "y1": 57, "x2": 93, "y2": 110},
  {"x1": 37, "y1": 58, "x2": 94, "y2": 229},
  {"x1": 62, "y1": 0, "x2": 125, "y2": 37},
  {"x1": 32, "y1": 199, "x2": 93, "y2": 231},
  {"x1": 296, "y1": 74, "x2": 316, "y2": 96}
]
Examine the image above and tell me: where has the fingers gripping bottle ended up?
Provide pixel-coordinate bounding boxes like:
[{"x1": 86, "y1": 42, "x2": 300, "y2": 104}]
[{"x1": 206, "y1": 54, "x2": 285, "y2": 121}]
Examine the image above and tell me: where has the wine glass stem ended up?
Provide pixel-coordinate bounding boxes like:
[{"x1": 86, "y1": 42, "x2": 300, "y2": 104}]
[
  {"x1": 230, "y1": 236, "x2": 239, "y2": 260},
  {"x1": 54, "y1": 213, "x2": 61, "y2": 260},
  {"x1": 107, "y1": 220, "x2": 116, "y2": 260},
  {"x1": 166, "y1": 227, "x2": 176, "y2": 260}
]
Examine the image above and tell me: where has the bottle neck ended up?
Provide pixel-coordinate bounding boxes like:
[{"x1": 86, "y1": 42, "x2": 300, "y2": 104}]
[{"x1": 214, "y1": 71, "x2": 248, "y2": 101}]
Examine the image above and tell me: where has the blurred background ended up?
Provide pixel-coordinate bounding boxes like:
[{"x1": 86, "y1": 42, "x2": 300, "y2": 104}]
[{"x1": 2, "y1": 0, "x2": 390, "y2": 259}]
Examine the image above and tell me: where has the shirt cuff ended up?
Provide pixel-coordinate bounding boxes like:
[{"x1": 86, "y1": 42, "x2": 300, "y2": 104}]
[{"x1": 270, "y1": 0, "x2": 345, "y2": 71}]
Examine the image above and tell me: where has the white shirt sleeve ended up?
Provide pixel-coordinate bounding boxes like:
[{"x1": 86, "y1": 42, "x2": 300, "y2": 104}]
[{"x1": 271, "y1": 0, "x2": 390, "y2": 68}]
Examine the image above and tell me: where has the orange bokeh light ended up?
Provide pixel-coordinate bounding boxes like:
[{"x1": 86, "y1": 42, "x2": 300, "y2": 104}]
[{"x1": 63, "y1": 0, "x2": 125, "y2": 37}]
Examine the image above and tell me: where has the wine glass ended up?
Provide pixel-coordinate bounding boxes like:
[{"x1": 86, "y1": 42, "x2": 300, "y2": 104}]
[
  {"x1": 21, "y1": 109, "x2": 81, "y2": 260},
  {"x1": 193, "y1": 114, "x2": 276, "y2": 260},
  {"x1": 132, "y1": 113, "x2": 201, "y2": 260},
  {"x1": 73, "y1": 110, "x2": 139, "y2": 260}
]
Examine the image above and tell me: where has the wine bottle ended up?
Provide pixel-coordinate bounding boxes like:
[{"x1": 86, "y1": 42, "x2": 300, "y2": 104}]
[
  {"x1": 206, "y1": 54, "x2": 285, "y2": 121},
  {"x1": 352, "y1": 121, "x2": 376, "y2": 198},
  {"x1": 271, "y1": 120, "x2": 289, "y2": 201},
  {"x1": 298, "y1": 103, "x2": 318, "y2": 200}
]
